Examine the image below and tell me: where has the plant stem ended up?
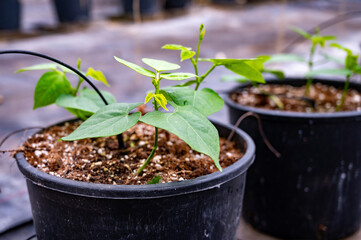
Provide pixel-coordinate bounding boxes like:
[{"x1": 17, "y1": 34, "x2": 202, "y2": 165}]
[
  {"x1": 137, "y1": 127, "x2": 158, "y2": 175},
  {"x1": 195, "y1": 64, "x2": 216, "y2": 90},
  {"x1": 305, "y1": 45, "x2": 316, "y2": 96},
  {"x1": 137, "y1": 72, "x2": 160, "y2": 174},
  {"x1": 336, "y1": 75, "x2": 350, "y2": 111}
]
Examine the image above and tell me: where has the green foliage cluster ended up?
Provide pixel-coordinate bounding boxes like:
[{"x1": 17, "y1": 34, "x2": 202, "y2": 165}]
[
  {"x1": 18, "y1": 59, "x2": 115, "y2": 120},
  {"x1": 223, "y1": 26, "x2": 361, "y2": 111},
  {"x1": 21, "y1": 24, "x2": 266, "y2": 175}
]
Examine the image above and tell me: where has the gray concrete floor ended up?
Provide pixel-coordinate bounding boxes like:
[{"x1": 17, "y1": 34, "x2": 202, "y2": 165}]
[{"x1": 1, "y1": 0, "x2": 361, "y2": 239}]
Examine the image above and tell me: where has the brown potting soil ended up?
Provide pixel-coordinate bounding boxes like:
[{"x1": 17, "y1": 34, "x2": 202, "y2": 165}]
[
  {"x1": 230, "y1": 83, "x2": 361, "y2": 113},
  {"x1": 23, "y1": 121, "x2": 244, "y2": 185}
]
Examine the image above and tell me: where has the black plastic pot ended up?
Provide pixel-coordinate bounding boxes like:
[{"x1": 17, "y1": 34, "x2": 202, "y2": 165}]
[
  {"x1": 164, "y1": 0, "x2": 191, "y2": 10},
  {"x1": 122, "y1": 0, "x2": 161, "y2": 15},
  {"x1": 0, "y1": 0, "x2": 21, "y2": 30},
  {"x1": 225, "y1": 78, "x2": 361, "y2": 240},
  {"x1": 16, "y1": 120, "x2": 255, "y2": 240},
  {"x1": 53, "y1": 0, "x2": 91, "y2": 23}
]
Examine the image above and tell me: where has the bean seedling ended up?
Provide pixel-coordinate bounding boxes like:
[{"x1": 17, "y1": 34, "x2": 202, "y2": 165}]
[{"x1": 62, "y1": 24, "x2": 267, "y2": 174}]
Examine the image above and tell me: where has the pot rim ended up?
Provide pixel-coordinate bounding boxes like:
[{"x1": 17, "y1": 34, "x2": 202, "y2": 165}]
[
  {"x1": 224, "y1": 77, "x2": 361, "y2": 120},
  {"x1": 16, "y1": 119, "x2": 255, "y2": 199}
]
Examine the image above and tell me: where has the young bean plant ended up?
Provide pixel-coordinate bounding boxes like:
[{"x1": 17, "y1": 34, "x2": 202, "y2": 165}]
[
  {"x1": 306, "y1": 43, "x2": 361, "y2": 111},
  {"x1": 17, "y1": 59, "x2": 115, "y2": 120},
  {"x1": 62, "y1": 24, "x2": 267, "y2": 174},
  {"x1": 291, "y1": 27, "x2": 336, "y2": 95}
]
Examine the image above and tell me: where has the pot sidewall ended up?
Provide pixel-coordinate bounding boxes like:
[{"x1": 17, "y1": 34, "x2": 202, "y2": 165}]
[
  {"x1": 16, "y1": 120, "x2": 255, "y2": 240},
  {"x1": 225, "y1": 78, "x2": 361, "y2": 239}
]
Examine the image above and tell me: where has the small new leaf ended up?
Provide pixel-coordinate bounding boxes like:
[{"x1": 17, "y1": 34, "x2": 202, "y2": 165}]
[
  {"x1": 199, "y1": 24, "x2": 205, "y2": 41},
  {"x1": 290, "y1": 26, "x2": 312, "y2": 39},
  {"x1": 147, "y1": 176, "x2": 161, "y2": 184},
  {"x1": 86, "y1": 67, "x2": 109, "y2": 87},
  {"x1": 16, "y1": 63, "x2": 59, "y2": 73},
  {"x1": 144, "y1": 92, "x2": 155, "y2": 104},
  {"x1": 154, "y1": 94, "x2": 168, "y2": 111}
]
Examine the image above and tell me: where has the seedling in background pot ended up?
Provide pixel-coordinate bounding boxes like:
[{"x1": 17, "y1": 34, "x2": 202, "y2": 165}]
[
  {"x1": 17, "y1": 59, "x2": 115, "y2": 120},
  {"x1": 291, "y1": 27, "x2": 336, "y2": 95},
  {"x1": 306, "y1": 43, "x2": 361, "y2": 111}
]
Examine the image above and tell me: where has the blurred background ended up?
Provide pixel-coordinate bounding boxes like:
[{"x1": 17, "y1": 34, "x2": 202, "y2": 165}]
[{"x1": 1, "y1": 0, "x2": 361, "y2": 239}]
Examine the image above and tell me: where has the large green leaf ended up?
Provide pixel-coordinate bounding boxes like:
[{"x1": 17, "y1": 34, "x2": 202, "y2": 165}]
[
  {"x1": 220, "y1": 74, "x2": 250, "y2": 83},
  {"x1": 162, "y1": 87, "x2": 224, "y2": 116},
  {"x1": 225, "y1": 62, "x2": 265, "y2": 83},
  {"x1": 33, "y1": 71, "x2": 72, "y2": 109},
  {"x1": 142, "y1": 58, "x2": 180, "y2": 72},
  {"x1": 160, "y1": 72, "x2": 196, "y2": 81},
  {"x1": 140, "y1": 105, "x2": 221, "y2": 171},
  {"x1": 56, "y1": 89, "x2": 116, "y2": 115},
  {"x1": 305, "y1": 68, "x2": 352, "y2": 77},
  {"x1": 114, "y1": 57, "x2": 155, "y2": 78},
  {"x1": 62, "y1": 102, "x2": 142, "y2": 141}
]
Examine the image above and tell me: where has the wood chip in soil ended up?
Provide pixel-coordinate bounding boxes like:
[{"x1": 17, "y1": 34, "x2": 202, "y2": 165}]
[
  {"x1": 230, "y1": 83, "x2": 361, "y2": 113},
  {"x1": 22, "y1": 121, "x2": 244, "y2": 185}
]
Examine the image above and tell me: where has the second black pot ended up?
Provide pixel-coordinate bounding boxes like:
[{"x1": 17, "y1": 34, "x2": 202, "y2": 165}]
[
  {"x1": 225, "y1": 78, "x2": 361, "y2": 240},
  {"x1": 53, "y1": 0, "x2": 91, "y2": 23},
  {"x1": 122, "y1": 0, "x2": 161, "y2": 15},
  {"x1": 16, "y1": 120, "x2": 255, "y2": 240}
]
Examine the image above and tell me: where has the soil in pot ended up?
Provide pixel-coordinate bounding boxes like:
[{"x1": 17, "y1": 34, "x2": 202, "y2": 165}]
[
  {"x1": 230, "y1": 82, "x2": 361, "y2": 113},
  {"x1": 22, "y1": 121, "x2": 244, "y2": 185}
]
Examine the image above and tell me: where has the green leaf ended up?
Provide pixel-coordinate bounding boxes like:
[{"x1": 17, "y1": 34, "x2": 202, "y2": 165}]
[
  {"x1": 56, "y1": 94, "x2": 100, "y2": 114},
  {"x1": 79, "y1": 88, "x2": 117, "y2": 106},
  {"x1": 62, "y1": 103, "x2": 142, "y2": 141},
  {"x1": 114, "y1": 57, "x2": 155, "y2": 78},
  {"x1": 220, "y1": 75, "x2": 250, "y2": 83},
  {"x1": 176, "y1": 80, "x2": 198, "y2": 87},
  {"x1": 16, "y1": 63, "x2": 59, "y2": 73},
  {"x1": 144, "y1": 92, "x2": 155, "y2": 104},
  {"x1": 160, "y1": 72, "x2": 197, "y2": 81},
  {"x1": 162, "y1": 87, "x2": 224, "y2": 116},
  {"x1": 290, "y1": 26, "x2": 311, "y2": 39},
  {"x1": 140, "y1": 105, "x2": 221, "y2": 171},
  {"x1": 154, "y1": 94, "x2": 168, "y2": 111},
  {"x1": 33, "y1": 72, "x2": 72, "y2": 109},
  {"x1": 86, "y1": 67, "x2": 109, "y2": 87},
  {"x1": 180, "y1": 49, "x2": 196, "y2": 61},
  {"x1": 266, "y1": 54, "x2": 305, "y2": 64},
  {"x1": 223, "y1": 61, "x2": 265, "y2": 83},
  {"x1": 330, "y1": 43, "x2": 353, "y2": 55},
  {"x1": 305, "y1": 68, "x2": 352, "y2": 77},
  {"x1": 161, "y1": 44, "x2": 195, "y2": 62},
  {"x1": 263, "y1": 69, "x2": 285, "y2": 79},
  {"x1": 56, "y1": 89, "x2": 116, "y2": 119},
  {"x1": 147, "y1": 176, "x2": 161, "y2": 184},
  {"x1": 320, "y1": 53, "x2": 344, "y2": 65},
  {"x1": 142, "y1": 58, "x2": 180, "y2": 72}
]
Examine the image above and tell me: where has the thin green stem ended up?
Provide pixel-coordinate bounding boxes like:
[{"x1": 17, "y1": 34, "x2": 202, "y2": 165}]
[
  {"x1": 74, "y1": 79, "x2": 84, "y2": 96},
  {"x1": 195, "y1": 38, "x2": 202, "y2": 63},
  {"x1": 137, "y1": 127, "x2": 158, "y2": 174},
  {"x1": 336, "y1": 75, "x2": 350, "y2": 111},
  {"x1": 305, "y1": 45, "x2": 316, "y2": 96},
  {"x1": 195, "y1": 64, "x2": 216, "y2": 90},
  {"x1": 137, "y1": 72, "x2": 160, "y2": 174}
]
